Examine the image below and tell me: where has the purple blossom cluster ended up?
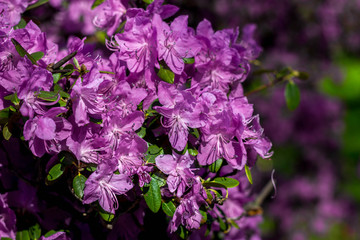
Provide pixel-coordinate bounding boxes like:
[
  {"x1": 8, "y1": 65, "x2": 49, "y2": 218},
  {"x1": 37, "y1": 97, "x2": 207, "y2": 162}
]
[{"x1": 0, "y1": 0, "x2": 273, "y2": 239}]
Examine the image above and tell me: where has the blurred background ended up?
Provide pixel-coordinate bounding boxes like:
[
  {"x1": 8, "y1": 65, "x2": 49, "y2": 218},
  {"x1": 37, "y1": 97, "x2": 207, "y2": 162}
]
[
  {"x1": 165, "y1": 0, "x2": 360, "y2": 239},
  {"x1": 20, "y1": 0, "x2": 360, "y2": 239}
]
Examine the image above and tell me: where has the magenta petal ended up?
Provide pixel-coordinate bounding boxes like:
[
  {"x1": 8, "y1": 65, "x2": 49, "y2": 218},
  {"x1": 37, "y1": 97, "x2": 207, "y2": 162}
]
[
  {"x1": 167, "y1": 175, "x2": 180, "y2": 193},
  {"x1": 109, "y1": 174, "x2": 134, "y2": 195},
  {"x1": 155, "y1": 155, "x2": 177, "y2": 174},
  {"x1": 35, "y1": 117, "x2": 56, "y2": 140}
]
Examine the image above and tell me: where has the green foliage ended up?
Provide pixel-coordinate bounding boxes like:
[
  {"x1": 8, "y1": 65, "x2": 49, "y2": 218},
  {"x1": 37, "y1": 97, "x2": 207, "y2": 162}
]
[
  {"x1": 143, "y1": 177, "x2": 162, "y2": 213},
  {"x1": 99, "y1": 206, "x2": 115, "y2": 222},
  {"x1": 143, "y1": 0, "x2": 154, "y2": 4},
  {"x1": 2, "y1": 123, "x2": 12, "y2": 140},
  {"x1": 14, "y1": 18, "x2": 27, "y2": 29},
  {"x1": 188, "y1": 148, "x2": 198, "y2": 156},
  {"x1": 91, "y1": 0, "x2": 105, "y2": 9},
  {"x1": 26, "y1": 0, "x2": 49, "y2": 11},
  {"x1": 28, "y1": 224, "x2": 41, "y2": 240},
  {"x1": 183, "y1": 58, "x2": 195, "y2": 64},
  {"x1": 47, "y1": 164, "x2": 65, "y2": 182},
  {"x1": 212, "y1": 177, "x2": 239, "y2": 188},
  {"x1": 145, "y1": 145, "x2": 164, "y2": 163},
  {"x1": 30, "y1": 52, "x2": 44, "y2": 62},
  {"x1": 157, "y1": 65, "x2": 175, "y2": 84},
  {"x1": 73, "y1": 174, "x2": 87, "y2": 199},
  {"x1": 208, "y1": 158, "x2": 223, "y2": 173},
  {"x1": 36, "y1": 91, "x2": 59, "y2": 102},
  {"x1": 162, "y1": 200, "x2": 176, "y2": 217},
  {"x1": 11, "y1": 39, "x2": 38, "y2": 65},
  {"x1": 136, "y1": 127, "x2": 146, "y2": 138},
  {"x1": 245, "y1": 164, "x2": 253, "y2": 184},
  {"x1": 284, "y1": 80, "x2": 301, "y2": 110}
]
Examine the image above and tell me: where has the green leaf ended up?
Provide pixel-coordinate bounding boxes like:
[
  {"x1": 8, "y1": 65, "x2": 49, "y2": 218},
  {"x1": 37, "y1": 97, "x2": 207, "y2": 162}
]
[
  {"x1": 63, "y1": 64, "x2": 74, "y2": 76},
  {"x1": 53, "y1": 73, "x2": 62, "y2": 84},
  {"x1": 151, "y1": 172, "x2": 167, "y2": 187},
  {"x1": 178, "y1": 225, "x2": 189, "y2": 239},
  {"x1": 199, "y1": 210, "x2": 207, "y2": 223},
  {"x1": 228, "y1": 218, "x2": 240, "y2": 229},
  {"x1": 245, "y1": 164, "x2": 253, "y2": 184},
  {"x1": 188, "y1": 148, "x2": 198, "y2": 156},
  {"x1": 28, "y1": 224, "x2": 41, "y2": 239},
  {"x1": 86, "y1": 166, "x2": 97, "y2": 172},
  {"x1": 208, "y1": 158, "x2": 223, "y2": 173},
  {"x1": 99, "y1": 206, "x2": 115, "y2": 222},
  {"x1": 284, "y1": 80, "x2": 300, "y2": 111},
  {"x1": 162, "y1": 201, "x2": 176, "y2": 217},
  {"x1": 47, "y1": 163, "x2": 65, "y2": 181},
  {"x1": 0, "y1": 107, "x2": 10, "y2": 120},
  {"x1": 183, "y1": 58, "x2": 195, "y2": 64},
  {"x1": 143, "y1": 0, "x2": 154, "y2": 4},
  {"x1": 14, "y1": 18, "x2": 27, "y2": 29},
  {"x1": 73, "y1": 57, "x2": 80, "y2": 69},
  {"x1": 157, "y1": 65, "x2": 175, "y2": 84},
  {"x1": 143, "y1": 177, "x2": 162, "y2": 213},
  {"x1": 30, "y1": 51, "x2": 44, "y2": 62},
  {"x1": 44, "y1": 230, "x2": 65, "y2": 237},
  {"x1": 4, "y1": 92, "x2": 20, "y2": 105},
  {"x1": 3, "y1": 124, "x2": 12, "y2": 140},
  {"x1": 36, "y1": 91, "x2": 59, "y2": 102},
  {"x1": 145, "y1": 145, "x2": 164, "y2": 164},
  {"x1": 91, "y1": 0, "x2": 105, "y2": 9},
  {"x1": 89, "y1": 117, "x2": 102, "y2": 124},
  {"x1": 73, "y1": 174, "x2": 87, "y2": 199},
  {"x1": 16, "y1": 230, "x2": 30, "y2": 240},
  {"x1": 11, "y1": 38, "x2": 37, "y2": 65},
  {"x1": 136, "y1": 127, "x2": 146, "y2": 138},
  {"x1": 212, "y1": 177, "x2": 239, "y2": 188},
  {"x1": 2, "y1": 237, "x2": 13, "y2": 240},
  {"x1": 218, "y1": 217, "x2": 228, "y2": 232},
  {"x1": 26, "y1": 0, "x2": 49, "y2": 11},
  {"x1": 202, "y1": 181, "x2": 227, "y2": 189}
]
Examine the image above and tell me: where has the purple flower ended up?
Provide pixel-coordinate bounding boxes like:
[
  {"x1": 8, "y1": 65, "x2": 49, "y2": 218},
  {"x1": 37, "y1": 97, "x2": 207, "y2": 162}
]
[
  {"x1": 153, "y1": 14, "x2": 200, "y2": 74},
  {"x1": 0, "y1": 193, "x2": 16, "y2": 239},
  {"x1": 93, "y1": 0, "x2": 128, "y2": 36},
  {"x1": 23, "y1": 107, "x2": 72, "y2": 157},
  {"x1": 110, "y1": 15, "x2": 157, "y2": 73},
  {"x1": 83, "y1": 164, "x2": 134, "y2": 214},
  {"x1": 155, "y1": 152, "x2": 195, "y2": 197},
  {"x1": 170, "y1": 195, "x2": 202, "y2": 232}
]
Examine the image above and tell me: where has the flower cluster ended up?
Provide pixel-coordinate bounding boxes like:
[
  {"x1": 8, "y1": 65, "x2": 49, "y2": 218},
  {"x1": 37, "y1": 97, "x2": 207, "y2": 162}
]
[{"x1": 0, "y1": 0, "x2": 272, "y2": 238}]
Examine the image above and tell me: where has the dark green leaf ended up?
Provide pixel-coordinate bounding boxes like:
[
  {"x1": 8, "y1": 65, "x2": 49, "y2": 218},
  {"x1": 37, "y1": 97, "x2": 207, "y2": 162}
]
[
  {"x1": 208, "y1": 158, "x2": 223, "y2": 173},
  {"x1": 30, "y1": 51, "x2": 44, "y2": 62},
  {"x1": 36, "y1": 91, "x2": 59, "y2": 102},
  {"x1": 11, "y1": 38, "x2": 37, "y2": 64},
  {"x1": 202, "y1": 181, "x2": 227, "y2": 189},
  {"x1": 53, "y1": 73, "x2": 62, "y2": 84},
  {"x1": 162, "y1": 201, "x2": 176, "y2": 217},
  {"x1": 28, "y1": 223, "x2": 41, "y2": 239},
  {"x1": 143, "y1": 177, "x2": 161, "y2": 213},
  {"x1": 4, "y1": 93, "x2": 20, "y2": 105},
  {"x1": 89, "y1": 117, "x2": 102, "y2": 124},
  {"x1": 275, "y1": 67, "x2": 292, "y2": 79},
  {"x1": 151, "y1": 172, "x2": 167, "y2": 187},
  {"x1": 199, "y1": 210, "x2": 207, "y2": 223},
  {"x1": 99, "y1": 206, "x2": 114, "y2": 222},
  {"x1": 58, "y1": 151, "x2": 77, "y2": 166},
  {"x1": 145, "y1": 145, "x2": 164, "y2": 164},
  {"x1": 73, "y1": 174, "x2": 87, "y2": 199},
  {"x1": 91, "y1": 0, "x2": 105, "y2": 9},
  {"x1": 0, "y1": 107, "x2": 10, "y2": 120},
  {"x1": 47, "y1": 163, "x2": 64, "y2": 181},
  {"x1": 284, "y1": 81, "x2": 300, "y2": 111},
  {"x1": 245, "y1": 164, "x2": 253, "y2": 184},
  {"x1": 143, "y1": 0, "x2": 154, "y2": 4},
  {"x1": 190, "y1": 128, "x2": 199, "y2": 138},
  {"x1": 188, "y1": 148, "x2": 198, "y2": 156},
  {"x1": 212, "y1": 177, "x2": 239, "y2": 188},
  {"x1": 16, "y1": 230, "x2": 30, "y2": 240},
  {"x1": 178, "y1": 225, "x2": 189, "y2": 239},
  {"x1": 136, "y1": 127, "x2": 146, "y2": 138},
  {"x1": 183, "y1": 58, "x2": 195, "y2": 64},
  {"x1": 3, "y1": 124, "x2": 12, "y2": 140},
  {"x1": 63, "y1": 64, "x2": 74, "y2": 76},
  {"x1": 86, "y1": 166, "x2": 97, "y2": 172},
  {"x1": 14, "y1": 18, "x2": 27, "y2": 29},
  {"x1": 157, "y1": 65, "x2": 175, "y2": 84},
  {"x1": 2, "y1": 237, "x2": 13, "y2": 240},
  {"x1": 26, "y1": 0, "x2": 49, "y2": 11},
  {"x1": 218, "y1": 217, "x2": 228, "y2": 232}
]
